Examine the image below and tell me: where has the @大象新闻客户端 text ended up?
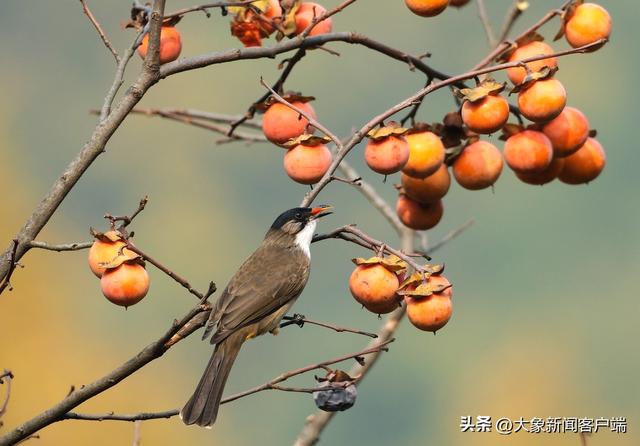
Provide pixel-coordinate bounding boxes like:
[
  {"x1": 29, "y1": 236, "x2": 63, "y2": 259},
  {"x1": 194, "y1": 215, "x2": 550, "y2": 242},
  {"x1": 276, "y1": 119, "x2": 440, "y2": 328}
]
[{"x1": 459, "y1": 416, "x2": 627, "y2": 435}]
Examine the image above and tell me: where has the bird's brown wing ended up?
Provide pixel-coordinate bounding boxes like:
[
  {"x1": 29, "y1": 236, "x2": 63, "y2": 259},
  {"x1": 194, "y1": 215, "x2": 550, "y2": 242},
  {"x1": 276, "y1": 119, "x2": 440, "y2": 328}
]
[{"x1": 203, "y1": 243, "x2": 310, "y2": 344}]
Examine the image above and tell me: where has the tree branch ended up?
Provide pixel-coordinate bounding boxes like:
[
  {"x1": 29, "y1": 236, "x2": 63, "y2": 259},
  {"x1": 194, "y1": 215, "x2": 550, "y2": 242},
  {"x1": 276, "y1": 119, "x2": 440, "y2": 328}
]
[
  {"x1": 280, "y1": 314, "x2": 378, "y2": 338},
  {"x1": 59, "y1": 339, "x2": 393, "y2": 424},
  {"x1": 79, "y1": 0, "x2": 120, "y2": 63},
  {"x1": 28, "y1": 241, "x2": 92, "y2": 252},
  {"x1": 476, "y1": 0, "x2": 497, "y2": 47}
]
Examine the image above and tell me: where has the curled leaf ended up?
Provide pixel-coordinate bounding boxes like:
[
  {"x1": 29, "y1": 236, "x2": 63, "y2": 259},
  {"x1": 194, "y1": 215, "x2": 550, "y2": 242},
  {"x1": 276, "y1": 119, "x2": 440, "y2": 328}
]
[
  {"x1": 367, "y1": 122, "x2": 409, "y2": 141},
  {"x1": 351, "y1": 255, "x2": 408, "y2": 273},
  {"x1": 456, "y1": 79, "x2": 506, "y2": 103},
  {"x1": 283, "y1": 134, "x2": 331, "y2": 148}
]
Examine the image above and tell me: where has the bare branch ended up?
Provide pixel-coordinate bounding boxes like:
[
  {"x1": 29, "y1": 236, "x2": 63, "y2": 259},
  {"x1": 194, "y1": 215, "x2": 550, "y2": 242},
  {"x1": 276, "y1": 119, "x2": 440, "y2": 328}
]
[
  {"x1": 313, "y1": 225, "x2": 432, "y2": 272},
  {"x1": 280, "y1": 314, "x2": 379, "y2": 338},
  {"x1": 29, "y1": 241, "x2": 92, "y2": 252},
  {"x1": 498, "y1": 0, "x2": 529, "y2": 43},
  {"x1": 61, "y1": 339, "x2": 392, "y2": 424},
  {"x1": 476, "y1": 0, "x2": 497, "y2": 47},
  {"x1": 79, "y1": 0, "x2": 120, "y2": 63},
  {"x1": 0, "y1": 370, "x2": 13, "y2": 419},
  {"x1": 124, "y1": 243, "x2": 208, "y2": 300},
  {"x1": 100, "y1": 26, "x2": 146, "y2": 121},
  {"x1": 473, "y1": 0, "x2": 572, "y2": 70},
  {"x1": 424, "y1": 220, "x2": 475, "y2": 254},
  {"x1": 164, "y1": 0, "x2": 259, "y2": 19}
]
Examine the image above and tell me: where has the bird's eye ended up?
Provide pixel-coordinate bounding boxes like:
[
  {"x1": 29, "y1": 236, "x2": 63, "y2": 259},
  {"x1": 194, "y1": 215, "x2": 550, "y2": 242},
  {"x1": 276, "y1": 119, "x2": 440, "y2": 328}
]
[{"x1": 295, "y1": 212, "x2": 303, "y2": 220}]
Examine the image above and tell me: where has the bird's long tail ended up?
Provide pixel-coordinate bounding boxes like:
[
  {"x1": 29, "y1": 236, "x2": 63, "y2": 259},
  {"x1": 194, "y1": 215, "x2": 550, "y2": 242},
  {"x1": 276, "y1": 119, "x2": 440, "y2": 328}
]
[{"x1": 180, "y1": 331, "x2": 245, "y2": 427}]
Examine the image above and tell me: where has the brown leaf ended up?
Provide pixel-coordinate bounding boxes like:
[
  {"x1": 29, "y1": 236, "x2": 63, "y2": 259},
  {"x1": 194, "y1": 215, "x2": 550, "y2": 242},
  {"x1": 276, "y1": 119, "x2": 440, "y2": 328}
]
[
  {"x1": 367, "y1": 122, "x2": 409, "y2": 141},
  {"x1": 283, "y1": 134, "x2": 331, "y2": 148},
  {"x1": 456, "y1": 79, "x2": 506, "y2": 103},
  {"x1": 351, "y1": 255, "x2": 408, "y2": 273}
]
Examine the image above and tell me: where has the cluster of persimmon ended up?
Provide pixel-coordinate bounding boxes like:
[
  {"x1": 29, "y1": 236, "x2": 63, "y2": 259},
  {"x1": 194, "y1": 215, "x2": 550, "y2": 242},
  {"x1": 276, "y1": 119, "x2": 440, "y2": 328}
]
[
  {"x1": 260, "y1": 94, "x2": 333, "y2": 184},
  {"x1": 133, "y1": 0, "x2": 334, "y2": 64},
  {"x1": 349, "y1": 255, "x2": 452, "y2": 333},
  {"x1": 88, "y1": 230, "x2": 150, "y2": 308},
  {"x1": 372, "y1": 2, "x2": 611, "y2": 232},
  {"x1": 230, "y1": 0, "x2": 332, "y2": 47}
]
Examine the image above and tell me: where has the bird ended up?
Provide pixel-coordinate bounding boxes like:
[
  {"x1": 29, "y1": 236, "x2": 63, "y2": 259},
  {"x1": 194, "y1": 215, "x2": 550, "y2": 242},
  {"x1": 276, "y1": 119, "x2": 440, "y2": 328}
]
[{"x1": 181, "y1": 205, "x2": 333, "y2": 427}]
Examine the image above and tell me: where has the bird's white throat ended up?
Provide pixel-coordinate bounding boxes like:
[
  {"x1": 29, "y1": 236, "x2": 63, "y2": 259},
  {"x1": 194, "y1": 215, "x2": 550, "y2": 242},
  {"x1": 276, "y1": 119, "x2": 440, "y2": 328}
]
[{"x1": 295, "y1": 220, "x2": 317, "y2": 258}]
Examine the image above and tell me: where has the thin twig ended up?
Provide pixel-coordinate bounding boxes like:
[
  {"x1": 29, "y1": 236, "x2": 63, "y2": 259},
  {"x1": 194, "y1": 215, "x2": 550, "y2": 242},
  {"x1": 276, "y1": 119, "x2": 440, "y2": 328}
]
[
  {"x1": 62, "y1": 339, "x2": 392, "y2": 423},
  {"x1": 124, "y1": 244, "x2": 205, "y2": 300},
  {"x1": 425, "y1": 220, "x2": 475, "y2": 254},
  {"x1": 476, "y1": 0, "x2": 497, "y2": 47},
  {"x1": 29, "y1": 241, "x2": 92, "y2": 252},
  {"x1": 164, "y1": 0, "x2": 259, "y2": 19},
  {"x1": 498, "y1": 0, "x2": 528, "y2": 43},
  {"x1": 0, "y1": 370, "x2": 13, "y2": 419},
  {"x1": 79, "y1": 0, "x2": 120, "y2": 63},
  {"x1": 131, "y1": 420, "x2": 142, "y2": 446},
  {"x1": 280, "y1": 314, "x2": 378, "y2": 338},
  {"x1": 100, "y1": 27, "x2": 146, "y2": 122},
  {"x1": 129, "y1": 108, "x2": 266, "y2": 142},
  {"x1": 313, "y1": 225, "x2": 431, "y2": 272}
]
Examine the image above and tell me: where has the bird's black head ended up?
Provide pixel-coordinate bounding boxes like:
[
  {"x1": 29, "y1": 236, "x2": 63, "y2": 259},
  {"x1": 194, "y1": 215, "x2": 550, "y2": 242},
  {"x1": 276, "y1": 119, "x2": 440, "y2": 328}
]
[{"x1": 270, "y1": 205, "x2": 333, "y2": 236}]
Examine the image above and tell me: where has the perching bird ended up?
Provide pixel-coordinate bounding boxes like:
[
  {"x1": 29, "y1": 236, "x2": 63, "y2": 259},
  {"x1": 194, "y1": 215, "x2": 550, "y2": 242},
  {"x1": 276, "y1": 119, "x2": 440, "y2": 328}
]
[{"x1": 181, "y1": 205, "x2": 333, "y2": 427}]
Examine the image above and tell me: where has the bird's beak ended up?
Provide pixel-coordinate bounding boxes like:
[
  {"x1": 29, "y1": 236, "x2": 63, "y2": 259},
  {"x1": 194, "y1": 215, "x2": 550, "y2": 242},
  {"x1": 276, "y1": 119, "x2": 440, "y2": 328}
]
[{"x1": 310, "y1": 205, "x2": 333, "y2": 219}]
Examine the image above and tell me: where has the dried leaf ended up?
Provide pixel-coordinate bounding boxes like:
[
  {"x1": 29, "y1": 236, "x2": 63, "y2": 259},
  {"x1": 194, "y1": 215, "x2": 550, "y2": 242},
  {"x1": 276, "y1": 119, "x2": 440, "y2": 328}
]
[
  {"x1": 283, "y1": 134, "x2": 331, "y2": 148},
  {"x1": 456, "y1": 79, "x2": 506, "y2": 103},
  {"x1": 510, "y1": 66, "x2": 558, "y2": 94},
  {"x1": 351, "y1": 255, "x2": 408, "y2": 273},
  {"x1": 367, "y1": 122, "x2": 409, "y2": 141},
  {"x1": 398, "y1": 281, "x2": 452, "y2": 298}
]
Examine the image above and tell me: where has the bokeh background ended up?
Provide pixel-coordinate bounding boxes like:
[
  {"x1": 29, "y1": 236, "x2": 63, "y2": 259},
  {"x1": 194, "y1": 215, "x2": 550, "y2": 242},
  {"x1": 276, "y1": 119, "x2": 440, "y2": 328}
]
[{"x1": 1, "y1": 1, "x2": 638, "y2": 445}]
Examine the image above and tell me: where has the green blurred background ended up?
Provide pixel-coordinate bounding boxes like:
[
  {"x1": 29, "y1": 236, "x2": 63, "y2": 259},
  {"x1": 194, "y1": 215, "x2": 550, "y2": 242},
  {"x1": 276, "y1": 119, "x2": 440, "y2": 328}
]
[{"x1": 1, "y1": 1, "x2": 638, "y2": 445}]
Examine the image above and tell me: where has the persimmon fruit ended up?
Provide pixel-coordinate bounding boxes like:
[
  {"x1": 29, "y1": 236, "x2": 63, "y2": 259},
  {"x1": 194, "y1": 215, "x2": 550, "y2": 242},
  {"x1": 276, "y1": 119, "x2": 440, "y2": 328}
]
[
  {"x1": 506, "y1": 41, "x2": 558, "y2": 85},
  {"x1": 452, "y1": 141, "x2": 503, "y2": 190},
  {"x1": 262, "y1": 101, "x2": 316, "y2": 145},
  {"x1": 294, "y1": 2, "x2": 332, "y2": 36},
  {"x1": 283, "y1": 143, "x2": 332, "y2": 184},
  {"x1": 405, "y1": 0, "x2": 449, "y2": 17},
  {"x1": 349, "y1": 264, "x2": 400, "y2": 314},
  {"x1": 558, "y1": 138, "x2": 606, "y2": 185},
  {"x1": 88, "y1": 231, "x2": 137, "y2": 278},
  {"x1": 405, "y1": 275, "x2": 453, "y2": 333},
  {"x1": 542, "y1": 106, "x2": 590, "y2": 157},
  {"x1": 565, "y1": 3, "x2": 612, "y2": 48},
  {"x1": 365, "y1": 136, "x2": 410, "y2": 175},
  {"x1": 504, "y1": 130, "x2": 553, "y2": 173},
  {"x1": 401, "y1": 164, "x2": 450, "y2": 204},
  {"x1": 449, "y1": 0, "x2": 470, "y2": 7},
  {"x1": 402, "y1": 131, "x2": 445, "y2": 178},
  {"x1": 396, "y1": 195, "x2": 444, "y2": 230},
  {"x1": 101, "y1": 263, "x2": 150, "y2": 307},
  {"x1": 461, "y1": 95, "x2": 510, "y2": 134},
  {"x1": 137, "y1": 26, "x2": 182, "y2": 64},
  {"x1": 518, "y1": 79, "x2": 567, "y2": 123}
]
